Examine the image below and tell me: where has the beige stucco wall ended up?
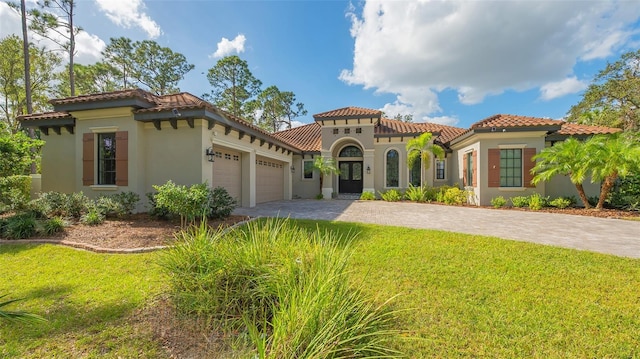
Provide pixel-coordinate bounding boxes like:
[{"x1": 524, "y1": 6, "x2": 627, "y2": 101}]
[
  {"x1": 292, "y1": 154, "x2": 321, "y2": 199},
  {"x1": 40, "y1": 131, "x2": 76, "y2": 194},
  {"x1": 546, "y1": 174, "x2": 600, "y2": 206}
]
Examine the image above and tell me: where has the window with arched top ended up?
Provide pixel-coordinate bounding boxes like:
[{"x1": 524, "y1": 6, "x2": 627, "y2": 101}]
[
  {"x1": 339, "y1": 146, "x2": 363, "y2": 157},
  {"x1": 386, "y1": 149, "x2": 399, "y2": 187}
]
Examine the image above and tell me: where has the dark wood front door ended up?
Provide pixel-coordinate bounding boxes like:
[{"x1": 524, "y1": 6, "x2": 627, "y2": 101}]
[{"x1": 339, "y1": 161, "x2": 363, "y2": 193}]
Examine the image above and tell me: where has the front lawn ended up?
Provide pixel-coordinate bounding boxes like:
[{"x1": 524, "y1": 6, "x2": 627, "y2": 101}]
[{"x1": 1, "y1": 221, "x2": 639, "y2": 358}]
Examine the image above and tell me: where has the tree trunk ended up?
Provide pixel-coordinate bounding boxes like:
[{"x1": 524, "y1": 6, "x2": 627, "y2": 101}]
[
  {"x1": 21, "y1": 0, "x2": 37, "y2": 174},
  {"x1": 574, "y1": 183, "x2": 591, "y2": 209},
  {"x1": 596, "y1": 174, "x2": 617, "y2": 210},
  {"x1": 68, "y1": 0, "x2": 75, "y2": 96}
]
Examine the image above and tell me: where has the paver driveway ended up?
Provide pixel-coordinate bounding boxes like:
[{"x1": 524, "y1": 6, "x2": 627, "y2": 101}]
[{"x1": 234, "y1": 199, "x2": 640, "y2": 258}]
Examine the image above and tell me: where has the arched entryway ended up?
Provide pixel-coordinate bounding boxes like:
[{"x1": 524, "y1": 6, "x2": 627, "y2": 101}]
[{"x1": 337, "y1": 145, "x2": 363, "y2": 194}]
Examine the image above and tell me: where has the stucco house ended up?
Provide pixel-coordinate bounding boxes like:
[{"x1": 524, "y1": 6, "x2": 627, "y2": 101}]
[{"x1": 19, "y1": 88, "x2": 619, "y2": 209}]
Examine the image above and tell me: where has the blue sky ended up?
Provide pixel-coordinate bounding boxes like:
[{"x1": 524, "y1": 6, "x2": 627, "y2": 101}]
[{"x1": 1, "y1": 0, "x2": 639, "y2": 129}]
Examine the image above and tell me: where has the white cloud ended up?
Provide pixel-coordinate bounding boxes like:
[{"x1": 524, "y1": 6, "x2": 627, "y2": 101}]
[
  {"x1": 291, "y1": 120, "x2": 306, "y2": 128},
  {"x1": 95, "y1": 0, "x2": 161, "y2": 39},
  {"x1": 539, "y1": 77, "x2": 588, "y2": 101},
  {"x1": 211, "y1": 34, "x2": 246, "y2": 58},
  {"x1": 342, "y1": 0, "x2": 640, "y2": 117},
  {"x1": 0, "y1": 2, "x2": 21, "y2": 38}
]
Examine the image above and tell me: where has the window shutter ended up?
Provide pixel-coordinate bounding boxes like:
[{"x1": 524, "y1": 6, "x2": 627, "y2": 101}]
[
  {"x1": 488, "y1": 148, "x2": 500, "y2": 187},
  {"x1": 472, "y1": 150, "x2": 478, "y2": 186},
  {"x1": 82, "y1": 133, "x2": 94, "y2": 186},
  {"x1": 115, "y1": 131, "x2": 128, "y2": 186},
  {"x1": 462, "y1": 153, "x2": 468, "y2": 186},
  {"x1": 523, "y1": 148, "x2": 536, "y2": 188}
]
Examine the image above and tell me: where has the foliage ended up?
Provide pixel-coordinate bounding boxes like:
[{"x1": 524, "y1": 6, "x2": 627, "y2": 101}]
[
  {"x1": 490, "y1": 196, "x2": 507, "y2": 208},
  {"x1": 379, "y1": 188, "x2": 403, "y2": 202},
  {"x1": 0, "y1": 175, "x2": 31, "y2": 212},
  {"x1": 43, "y1": 217, "x2": 65, "y2": 235},
  {"x1": 204, "y1": 55, "x2": 262, "y2": 119},
  {"x1": 0, "y1": 294, "x2": 46, "y2": 324},
  {"x1": 246, "y1": 85, "x2": 307, "y2": 132},
  {"x1": 406, "y1": 132, "x2": 444, "y2": 186},
  {"x1": 312, "y1": 156, "x2": 340, "y2": 196},
  {"x1": 567, "y1": 49, "x2": 640, "y2": 131},
  {"x1": 54, "y1": 63, "x2": 120, "y2": 97},
  {"x1": 152, "y1": 181, "x2": 210, "y2": 227},
  {"x1": 80, "y1": 207, "x2": 104, "y2": 226},
  {"x1": 95, "y1": 191, "x2": 140, "y2": 218},
  {"x1": 549, "y1": 197, "x2": 572, "y2": 209},
  {"x1": 160, "y1": 218, "x2": 401, "y2": 357},
  {"x1": 441, "y1": 187, "x2": 467, "y2": 205},
  {"x1": 608, "y1": 174, "x2": 640, "y2": 211},
  {"x1": 0, "y1": 34, "x2": 61, "y2": 132},
  {"x1": 0, "y1": 131, "x2": 44, "y2": 177},
  {"x1": 101, "y1": 37, "x2": 135, "y2": 89},
  {"x1": 207, "y1": 186, "x2": 237, "y2": 219},
  {"x1": 145, "y1": 192, "x2": 171, "y2": 219},
  {"x1": 532, "y1": 137, "x2": 592, "y2": 209},
  {"x1": 528, "y1": 193, "x2": 549, "y2": 211},
  {"x1": 131, "y1": 40, "x2": 194, "y2": 95},
  {"x1": 359, "y1": 191, "x2": 376, "y2": 200},
  {"x1": 404, "y1": 184, "x2": 429, "y2": 202},
  {"x1": 29, "y1": 191, "x2": 90, "y2": 220},
  {"x1": 510, "y1": 196, "x2": 530, "y2": 208},
  {"x1": 3, "y1": 213, "x2": 37, "y2": 239}
]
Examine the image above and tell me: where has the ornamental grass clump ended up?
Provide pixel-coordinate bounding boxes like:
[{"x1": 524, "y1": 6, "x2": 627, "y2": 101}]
[{"x1": 160, "y1": 217, "x2": 402, "y2": 358}]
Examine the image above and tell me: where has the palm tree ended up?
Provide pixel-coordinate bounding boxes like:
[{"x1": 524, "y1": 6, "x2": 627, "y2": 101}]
[
  {"x1": 406, "y1": 132, "x2": 444, "y2": 187},
  {"x1": 532, "y1": 138, "x2": 591, "y2": 209},
  {"x1": 312, "y1": 156, "x2": 340, "y2": 198},
  {"x1": 584, "y1": 134, "x2": 640, "y2": 210}
]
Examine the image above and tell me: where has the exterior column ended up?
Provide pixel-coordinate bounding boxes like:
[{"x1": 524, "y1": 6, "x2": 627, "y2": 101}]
[
  {"x1": 363, "y1": 149, "x2": 375, "y2": 194},
  {"x1": 242, "y1": 150, "x2": 256, "y2": 208},
  {"x1": 284, "y1": 162, "x2": 293, "y2": 200},
  {"x1": 321, "y1": 150, "x2": 334, "y2": 199}
]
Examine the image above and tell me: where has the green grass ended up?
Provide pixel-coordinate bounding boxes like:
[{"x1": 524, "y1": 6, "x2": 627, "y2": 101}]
[
  {"x1": 0, "y1": 244, "x2": 166, "y2": 358},
  {"x1": 2, "y1": 221, "x2": 639, "y2": 358}
]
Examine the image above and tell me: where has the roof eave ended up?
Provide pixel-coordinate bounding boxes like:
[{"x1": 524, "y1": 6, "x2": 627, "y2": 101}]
[{"x1": 52, "y1": 98, "x2": 155, "y2": 112}]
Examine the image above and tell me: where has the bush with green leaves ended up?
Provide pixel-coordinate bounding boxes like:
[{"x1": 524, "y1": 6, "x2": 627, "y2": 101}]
[
  {"x1": 359, "y1": 191, "x2": 376, "y2": 200},
  {"x1": 146, "y1": 192, "x2": 172, "y2": 219},
  {"x1": 379, "y1": 189, "x2": 403, "y2": 202},
  {"x1": 442, "y1": 187, "x2": 467, "y2": 205},
  {"x1": 207, "y1": 186, "x2": 236, "y2": 219},
  {"x1": 549, "y1": 197, "x2": 572, "y2": 209},
  {"x1": 3, "y1": 213, "x2": 37, "y2": 239},
  {"x1": 109, "y1": 191, "x2": 140, "y2": 214},
  {"x1": 160, "y1": 218, "x2": 401, "y2": 357},
  {"x1": 95, "y1": 196, "x2": 122, "y2": 218},
  {"x1": 81, "y1": 207, "x2": 105, "y2": 226},
  {"x1": 608, "y1": 175, "x2": 640, "y2": 211},
  {"x1": 43, "y1": 217, "x2": 66, "y2": 235},
  {"x1": 510, "y1": 196, "x2": 530, "y2": 208},
  {"x1": 30, "y1": 191, "x2": 90, "y2": 219},
  {"x1": 491, "y1": 196, "x2": 507, "y2": 208},
  {"x1": 528, "y1": 193, "x2": 549, "y2": 211},
  {"x1": 404, "y1": 184, "x2": 430, "y2": 202},
  {"x1": 0, "y1": 175, "x2": 31, "y2": 212},
  {"x1": 153, "y1": 181, "x2": 210, "y2": 227},
  {"x1": 435, "y1": 185, "x2": 456, "y2": 203}
]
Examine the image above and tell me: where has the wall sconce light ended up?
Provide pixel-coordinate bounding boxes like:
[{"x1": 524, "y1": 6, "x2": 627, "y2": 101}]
[
  {"x1": 205, "y1": 147, "x2": 215, "y2": 162},
  {"x1": 366, "y1": 165, "x2": 371, "y2": 174},
  {"x1": 291, "y1": 165, "x2": 295, "y2": 173}
]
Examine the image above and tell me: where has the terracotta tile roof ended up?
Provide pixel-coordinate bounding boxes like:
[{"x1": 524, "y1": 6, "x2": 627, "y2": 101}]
[
  {"x1": 135, "y1": 92, "x2": 209, "y2": 112},
  {"x1": 314, "y1": 107, "x2": 382, "y2": 119},
  {"x1": 416, "y1": 123, "x2": 467, "y2": 144},
  {"x1": 376, "y1": 118, "x2": 428, "y2": 134},
  {"x1": 17, "y1": 111, "x2": 73, "y2": 122},
  {"x1": 557, "y1": 122, "x2": 622, "y2": 135},
  {"x1": 470, "y1": 114, "x2": 560, "y2": 129},
  {"x1": 50, "y1": 88, "x2": 157, "y2": 106},
  {"x1": 272, "y1": 123, "x2": 321, "y2": 152}
]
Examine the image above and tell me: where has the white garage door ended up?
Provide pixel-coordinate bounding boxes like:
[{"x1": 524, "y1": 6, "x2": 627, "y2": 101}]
[
  {"x1": 256, "y1": 156, "x2": 284, "y2": 203},
  {"x1": 212, "y1": 147, "x2": 242, "y2": 202}
]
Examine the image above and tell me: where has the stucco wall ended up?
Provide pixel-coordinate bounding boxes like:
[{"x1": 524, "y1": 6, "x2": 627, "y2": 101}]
[
  {"x1": 291, "y1": 154, "x2": 320, "y2": 199},
  {"x1": 40, "y1": 132, "x2": 76, "y2": 194},
  {"x1": 546, "y1": 174, "x2": 600, "y2": 206}
]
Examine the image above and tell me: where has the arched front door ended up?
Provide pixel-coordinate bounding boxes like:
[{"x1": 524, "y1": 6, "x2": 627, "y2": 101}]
[{"x1": 338, "y1": 145, "x2": 363, "y2": 194}]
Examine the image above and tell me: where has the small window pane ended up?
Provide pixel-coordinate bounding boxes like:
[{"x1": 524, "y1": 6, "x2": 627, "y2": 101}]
[
  {"x1": 500, "y1": 149, "x2": 522, "y2": 187},
  {"x1": 386, "y1": 150, "x2": 399, "y2": 187},
  {"x1": 436, "y1": 159, "x2": 445, "y2": 180},
  {"x1": 303, "y1": 160, "x2": 314, "y2": 179},
  {"x1": 340, "y1": 163, "x2": 350, "y2": 179},
  {"x1": 353, "y1": 163, "x2": 362, "y2": 180},
  {"x1": 339, "y1": 146, "x2": 363, "y2": 157},
  {"x1": 98, "y1": 133, "x2": 116, "y2": 185}
]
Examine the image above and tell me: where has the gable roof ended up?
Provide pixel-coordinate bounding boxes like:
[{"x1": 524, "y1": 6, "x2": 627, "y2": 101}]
[
  {"x1": 272, "y1": 123, "x2": 321, "y2": 152},
  {"x1": 556, "y1": 122, "x2": 622, "y2": 136},
  {"x1": 470, "y1": 114, "x2": 560, "y2": 130}
]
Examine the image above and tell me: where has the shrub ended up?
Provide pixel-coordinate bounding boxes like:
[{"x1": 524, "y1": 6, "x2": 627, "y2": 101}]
[
  {"x1": 511, "y1": 196, "x2": 530, "y2": 208},
  {"x1": 207, "y1": 186, "x2": 236, "y2": 219},
  {"x1": 43, "y1": 217, "x2": 65, "y2": 235},
  {"x1": 109, "y1": 191, "x2": 140, "y2": 215},
  {"x1": 609, "y1": 175, "x2": 640, "y2": 211},
  {"x1": 81, "y1": 208, "x2": 104, "y2": 226},
  {"x1": 0, "y1": 218, "x2": 7, "y2": 237},
  {"x1": 153, "y1": 181, "x2": 210, "y2": 227},
  {"x1": 315, "y1": 193, "x2": 324, "y2": 200},
  {"x1": 442, "y1": 187, "x2": 467, "y2": 205},
  {"x1": 146, "y1": 192, "x2": 171, "y2": 219},
  {"x1": 549, "y1": 197, "x2": 572, "y2": 209},
  {"x1": 491, "y1": 196, "x2": 507, "y2": 208},
  {"x1": 30, "y1": 191, "x2": 90, "y2": 219},
  {"x1": 379, "y1": 189, "x2": 403, "y2": 202},
  {"x1": 66, "y1": 192, "x2": 90, "y2": 219},
  {"x1": 435, "y1": 185, "x2": 455, "y2": 203},
  {"x1": 95, "y1": 196, "x2": 122, "y2": 218},
  {"x1": 528, "y1": 193, "x2": 548, "y2": 211},
  {"x1": 4, "y1": 213, "x2": 37, "y2": 239},
  {"x1": 587, "y1": 196, "x2": 600, "y2": 208},
  {"x1": 160, "y1": 218, "x2": 400, "y2": 357},
  {"x1": 359, "y1": 191, "x2": 375, "y2": 200},
  {"x1": 405, "y1": 184, "x2": 429, "y2": 202},
  {"x1": 0, "y1": 175, "x2": 31, "y2": 212}
]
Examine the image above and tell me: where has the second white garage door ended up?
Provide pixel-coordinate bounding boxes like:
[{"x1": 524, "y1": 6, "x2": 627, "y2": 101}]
[
  {"x1": 256, "y1": 156, "x2": 284, "y2": 203},
  {"x1": 212, "y1": 147, "x2": 242, "y2": 202}
]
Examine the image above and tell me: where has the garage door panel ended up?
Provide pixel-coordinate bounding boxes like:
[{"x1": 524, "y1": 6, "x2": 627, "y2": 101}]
[
  {"x1": 256, "y1": 156, "x2": 284, "y2": 203},
  {"x1": 212, "y1": 148, "x2": 241, "y2": 202}
]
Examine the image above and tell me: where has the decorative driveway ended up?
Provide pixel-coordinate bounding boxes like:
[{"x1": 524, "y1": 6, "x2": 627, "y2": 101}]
[{"x1": 234, "y1": 200, "x2": 640, "y2": 259}]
